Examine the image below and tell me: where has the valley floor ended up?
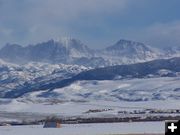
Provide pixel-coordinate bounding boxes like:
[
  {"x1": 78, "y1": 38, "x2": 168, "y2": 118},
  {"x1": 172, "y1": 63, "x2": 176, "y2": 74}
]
[
  {"x1": 0, "y1": 77, "x2": 179, "y2": 134},
  {"x1": 0, "y1": 99, "x2": 180, "y2": 124},
  {"x1": 0, "y1": 121, "x2": 164, "y2": 135}
]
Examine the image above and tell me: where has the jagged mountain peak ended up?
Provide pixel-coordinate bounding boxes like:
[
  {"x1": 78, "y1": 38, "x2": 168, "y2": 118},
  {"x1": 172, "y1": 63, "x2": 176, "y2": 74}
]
[
  {"x1": 116, "y1": 39, "x2": 143, "y2": 45},
  {"x1": 104, "y1": 39, "x2": 155, "y2": 56},
  {"x1": 99, "y1": 39, "x2": 160, "y2": 65},
  {"x1": 0, "y1": 38, "x2": 179, "y2": 67},
  {"x1": 43, "y1": 37, "x2": 88, "y2": 50},
  {"x1": 33, "y1": 38, "x2": 93, "y2": 56},
  {"x1": 0, "y1": 38, "x2": 94, "y2": 65},
  {"x1": 106, "y1": 39, "x2": 150, "y2": 51}
]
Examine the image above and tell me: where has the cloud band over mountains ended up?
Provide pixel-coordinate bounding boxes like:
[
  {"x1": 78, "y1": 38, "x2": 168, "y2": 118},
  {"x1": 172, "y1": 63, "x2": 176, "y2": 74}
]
[{"x1": 0, "y1": 0, "x2": 180, "y2": 48}]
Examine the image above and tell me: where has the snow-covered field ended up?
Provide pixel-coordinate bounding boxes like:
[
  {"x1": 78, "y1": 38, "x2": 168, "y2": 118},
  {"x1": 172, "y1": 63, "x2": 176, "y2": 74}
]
[
  {"x1": 1, "y1": 99, "x2": 180, "y2": 115},
  {"x1": 0, "y1": 122, "x2": 164, "y2": 135},
  {"x1": 0, "y1": 99, "x2": 180, "y2": 123},
  {"x1": 24, "y1": 77, "x2": 180, "y2": 101}
]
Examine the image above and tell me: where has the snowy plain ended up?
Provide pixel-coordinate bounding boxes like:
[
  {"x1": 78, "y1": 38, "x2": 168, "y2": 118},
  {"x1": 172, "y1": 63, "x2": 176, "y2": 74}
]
[
  {"x1": 0, "y1": 77, "x2": 179, "y2": 135},
  {"x1": 19, "y1": 77, "x2": 180, "y2": 102},
  {"x1": 0, "y1": 122, "x2": 164, "y2": 135}
]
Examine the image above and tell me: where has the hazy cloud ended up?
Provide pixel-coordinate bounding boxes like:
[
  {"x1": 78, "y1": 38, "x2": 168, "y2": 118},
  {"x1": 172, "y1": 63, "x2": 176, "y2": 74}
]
[
  {"x1": 0, "y1": 0, "x2": 180, "y2": 48},
  {"x1": 0, "y1": 0, "x2": 128, "y2": 47}
]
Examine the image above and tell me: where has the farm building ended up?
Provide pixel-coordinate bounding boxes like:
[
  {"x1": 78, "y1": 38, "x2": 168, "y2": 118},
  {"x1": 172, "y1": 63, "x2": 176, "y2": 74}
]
[{"x1": 43, "y1": 120, "x2": 61, "y2": 128}]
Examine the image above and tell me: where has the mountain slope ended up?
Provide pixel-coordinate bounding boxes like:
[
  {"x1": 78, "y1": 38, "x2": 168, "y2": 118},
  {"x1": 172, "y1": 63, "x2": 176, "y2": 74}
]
[
  {"x1": 0, "y1": 59, "x2": 89, "y2": 98},
  {"x1": 73, "y1": 57, "x2": 180, "y2": 80},
  {"x1": 0, "y1": 57, "x2": 180, "y2": 98},
  {"x1": 41, "y1": 77, "x2": 180, "y2": 101},
  {"x1": 100, "y1": 39, "x2": 161, "y2": 64}
]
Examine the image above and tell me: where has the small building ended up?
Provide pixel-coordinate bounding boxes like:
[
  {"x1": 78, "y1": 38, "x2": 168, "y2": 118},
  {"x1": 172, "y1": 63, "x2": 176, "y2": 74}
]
[{"x1": 43, "y1": 120, "x2": 61, "y2": 128}]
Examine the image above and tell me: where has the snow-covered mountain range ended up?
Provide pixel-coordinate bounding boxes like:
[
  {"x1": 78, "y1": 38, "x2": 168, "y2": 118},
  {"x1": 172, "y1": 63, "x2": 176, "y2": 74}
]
[
  {"x1": 0, "y1": 38, "x2": 94, "y2": 65},
  {"x1": 0, "y1": 38, "x2": 178, "y2": 67},
  {"x1": 0, "y1": 57, "x2": 180, "y2": 99},
  {"x1": 0, "y1": 38, "x2": 180, "y2": 100}
]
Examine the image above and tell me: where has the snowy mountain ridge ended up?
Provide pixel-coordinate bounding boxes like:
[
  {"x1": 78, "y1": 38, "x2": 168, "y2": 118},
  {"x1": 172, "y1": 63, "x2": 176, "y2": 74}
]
[
  {"x1": 0, "y1": 59, "x2": 90, "y2": 98},
  {"x1": 0, "y1": 57, "x2": 180, "y2": 99},
  {"x1": 0, "y1": 38, "x2": 178, "y2": 67},
  {"x1": 99, "y1": 39, "x2": 162, "y2": 65}
]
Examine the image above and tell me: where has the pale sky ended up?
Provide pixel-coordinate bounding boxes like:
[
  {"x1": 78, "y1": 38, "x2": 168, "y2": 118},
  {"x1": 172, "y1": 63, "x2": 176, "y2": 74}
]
[{"x1": 0, "y1": 0, "x2": 180, "y2": 48}]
